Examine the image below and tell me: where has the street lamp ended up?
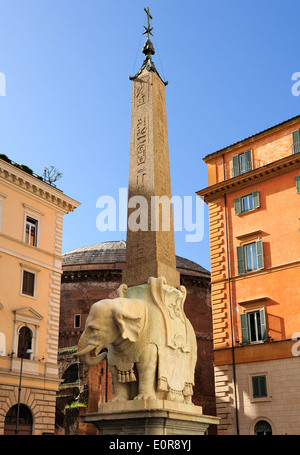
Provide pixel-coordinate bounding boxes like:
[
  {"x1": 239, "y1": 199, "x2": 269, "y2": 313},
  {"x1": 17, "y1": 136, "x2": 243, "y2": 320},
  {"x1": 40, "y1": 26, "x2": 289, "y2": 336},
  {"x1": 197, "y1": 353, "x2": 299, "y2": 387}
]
[{"x1": 15, "y1": 347, "x2": 33, "y2": 435}]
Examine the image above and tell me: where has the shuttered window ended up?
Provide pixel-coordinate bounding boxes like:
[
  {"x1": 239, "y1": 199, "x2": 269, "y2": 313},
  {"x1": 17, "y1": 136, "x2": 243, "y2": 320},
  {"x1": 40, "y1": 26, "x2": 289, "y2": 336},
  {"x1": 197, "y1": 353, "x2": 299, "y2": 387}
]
[
  {"x1": 252, "y1": 375, "x2": 268, "y2": 398},
  {"x1": 240, "y1": 309, "x2": 267, "y2": 344},
  {"x1": 22, "y1": 271, "x2": 35, "y2": 297},
  {"x1": 232, "y1": 150, "x2": 253, "y2": 177},
  {"x1": 292, "y1": 129, "x2": 300, "y2": 154},
  {"x1": 236, "y1": 240, "x2": 264, "y2": 275},
  {"x1": 296, "y1": 175, "x2": 300, "y2": 194},
  {"x1": 234, "y1": 191, "x2": 260, "y2": 215}
]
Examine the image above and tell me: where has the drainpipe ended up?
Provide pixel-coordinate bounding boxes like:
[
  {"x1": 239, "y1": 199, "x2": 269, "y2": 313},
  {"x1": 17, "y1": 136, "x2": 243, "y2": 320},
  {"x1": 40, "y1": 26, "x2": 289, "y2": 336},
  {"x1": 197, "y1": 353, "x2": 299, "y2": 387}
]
[{"x1": 222, "y1": 154, "x2": 239, "y2": 435}]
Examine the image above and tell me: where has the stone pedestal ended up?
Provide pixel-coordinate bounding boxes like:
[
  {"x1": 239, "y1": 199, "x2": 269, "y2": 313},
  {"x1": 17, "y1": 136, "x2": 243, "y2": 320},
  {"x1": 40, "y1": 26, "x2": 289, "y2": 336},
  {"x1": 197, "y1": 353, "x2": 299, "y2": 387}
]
[{"x1": 81, "y1": 399, "x2": 219, "y2": 435}]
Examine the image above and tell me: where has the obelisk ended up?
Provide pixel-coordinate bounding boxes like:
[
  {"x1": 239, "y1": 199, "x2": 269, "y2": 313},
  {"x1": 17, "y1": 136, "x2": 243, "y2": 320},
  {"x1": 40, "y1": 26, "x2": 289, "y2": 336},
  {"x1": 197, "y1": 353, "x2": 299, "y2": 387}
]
[
  {"x1": 122, "y1": 8, "x2": 180, "y2": 289},
  {"x1": 80, "y1": 9, "x2": 220, "y2": 434}
]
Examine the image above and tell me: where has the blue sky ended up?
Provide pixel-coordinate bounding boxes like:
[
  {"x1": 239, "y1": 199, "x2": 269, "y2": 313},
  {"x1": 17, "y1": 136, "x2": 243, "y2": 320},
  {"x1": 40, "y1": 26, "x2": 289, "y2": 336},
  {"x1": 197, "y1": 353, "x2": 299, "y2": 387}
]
[{"x1": 0, "y1": 0, "x2": 300, "y2": 271}]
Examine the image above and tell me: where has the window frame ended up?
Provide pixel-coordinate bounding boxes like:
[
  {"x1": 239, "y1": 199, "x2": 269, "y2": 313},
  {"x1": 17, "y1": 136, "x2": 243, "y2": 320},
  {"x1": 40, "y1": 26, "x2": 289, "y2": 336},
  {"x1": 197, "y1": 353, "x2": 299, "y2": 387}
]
[
  {"x1": 249, "y1": 373, "x2": 271, "y2": 403},
  {"x1": 236, "y1": 239, "x2": 264, "y2": 275},
  {"x1": 0, "y1": 191, "x2": 7, "y2": 232},
  {"x1": 296, "y1": 175, "x2": 300, "y2": 194},
  {"x1": 20, "y1": 264, "x2": 40, "y2": 299},
  {"x1": 22, "y1": 205, "x2": 44, "y2": 248},
  {"x1": 240, "y1": 308, "x2": 267, "y2": 345},
  {"x1": 292, "y1": 129, "x2": 300, "y2": 154},
  {"x1": 234, "y1": 191, "x2": 260, "y2": 215},
  {"x1": 74, "y1": 314, "x2": 81, "y2": 329},
  {"x1": 25, "y1": 216, "x2": 38, "y2": 247},
  {"x1": 232, "y1": 150, "x2": 253, "y2": 177}
]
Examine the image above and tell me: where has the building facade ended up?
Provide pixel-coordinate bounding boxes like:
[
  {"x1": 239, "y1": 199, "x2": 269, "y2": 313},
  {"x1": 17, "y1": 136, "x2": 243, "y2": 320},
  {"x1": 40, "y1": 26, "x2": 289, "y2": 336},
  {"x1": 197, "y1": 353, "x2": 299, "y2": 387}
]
[
  {"x1": 56, "y1": 241, "x2": 217, "y2": 434},
  {"x1": 197, "y1": 115, "x2": 300, "y2": 435},
  {"x1": 0, "y1": 156, "x2": 79, "y2": 435}
]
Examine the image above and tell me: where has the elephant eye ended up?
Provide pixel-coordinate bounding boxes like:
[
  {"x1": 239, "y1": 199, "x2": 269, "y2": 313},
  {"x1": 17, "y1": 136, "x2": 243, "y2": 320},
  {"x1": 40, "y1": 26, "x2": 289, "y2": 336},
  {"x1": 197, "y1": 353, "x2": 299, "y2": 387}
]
[{"x1": 90, "y1": 326, "x2": 100, "y2": 333}]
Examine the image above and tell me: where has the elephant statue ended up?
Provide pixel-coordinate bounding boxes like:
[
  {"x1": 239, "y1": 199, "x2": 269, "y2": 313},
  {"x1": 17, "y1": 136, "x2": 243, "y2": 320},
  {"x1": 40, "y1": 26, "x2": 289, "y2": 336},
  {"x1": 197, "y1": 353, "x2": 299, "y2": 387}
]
[{"x1": 76, "y1": 277, "x2": 197, "y2": 403}]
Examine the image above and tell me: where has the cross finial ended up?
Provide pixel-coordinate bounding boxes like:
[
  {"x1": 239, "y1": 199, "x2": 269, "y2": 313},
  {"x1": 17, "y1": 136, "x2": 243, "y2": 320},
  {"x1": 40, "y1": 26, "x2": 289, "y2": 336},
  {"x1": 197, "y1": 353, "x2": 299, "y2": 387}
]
[{"x1": 143, "y1": 7, "x2": 153, "y2": 39}]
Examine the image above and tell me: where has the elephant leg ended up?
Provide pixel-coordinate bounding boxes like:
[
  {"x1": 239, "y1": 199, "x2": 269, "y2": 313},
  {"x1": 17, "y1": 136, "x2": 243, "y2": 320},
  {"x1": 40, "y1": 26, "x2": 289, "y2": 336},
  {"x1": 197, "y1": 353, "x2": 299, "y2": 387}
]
[
  {"x1": 134, "y1": 343, "x2": 157, "y2": 401},
  {"x1": 109, "y1": 365, "x2": 130, "y2": 402}
]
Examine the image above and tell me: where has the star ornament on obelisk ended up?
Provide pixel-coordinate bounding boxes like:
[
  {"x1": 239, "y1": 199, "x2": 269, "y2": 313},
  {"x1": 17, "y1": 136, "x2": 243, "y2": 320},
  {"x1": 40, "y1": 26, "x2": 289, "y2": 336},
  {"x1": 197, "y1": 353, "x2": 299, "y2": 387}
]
[{"x1": 123, "y1": 7, "x2": 180, "y2": 289}]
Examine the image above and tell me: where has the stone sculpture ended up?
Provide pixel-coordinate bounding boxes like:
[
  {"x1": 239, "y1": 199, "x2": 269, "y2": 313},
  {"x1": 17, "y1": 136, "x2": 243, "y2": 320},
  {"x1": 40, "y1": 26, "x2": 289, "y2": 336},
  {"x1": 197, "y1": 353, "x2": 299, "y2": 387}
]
[{"x1": 76, "y1": 277, "x2": 197, "y2": 403}]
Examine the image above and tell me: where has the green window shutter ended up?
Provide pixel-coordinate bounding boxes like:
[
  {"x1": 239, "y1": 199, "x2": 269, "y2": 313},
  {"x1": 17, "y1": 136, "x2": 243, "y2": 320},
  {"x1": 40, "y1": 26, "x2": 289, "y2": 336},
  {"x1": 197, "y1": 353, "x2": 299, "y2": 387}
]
[
  {"x1": 232, "y1": 155, "x2": 240, "y2": 177},
  {"x1": 252, "y1": 191, "x2": 260, "y2": 209},
  {"x1": 244, "y1": 150, "x2": 253, "y2": 172},
  {"x1": 240, "y1": 313, "x2": 250, "y2": 344},
  {"x1": 292, "y1": 129, "x2": 300, "y2": 154},
  {"x1": 256, "y1": 239, "x2": 264, "y2": 270},
  {"x1": 234, "y1": 197, "x2": 242, "y2": 215},
  {"x1": 259, "y1": 308, "x2": 267, "y2": 341},
  {"x1": 237, "y1": 245, "x2": 245, "y2": 275},
  {"x1": 296, "y1": 176, "x2": 300, "y2": 194}
]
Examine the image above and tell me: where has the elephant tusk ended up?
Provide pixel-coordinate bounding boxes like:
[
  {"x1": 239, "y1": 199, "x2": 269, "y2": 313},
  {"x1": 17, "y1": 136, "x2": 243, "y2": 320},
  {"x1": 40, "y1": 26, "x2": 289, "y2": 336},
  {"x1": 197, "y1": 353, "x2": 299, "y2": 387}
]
[
  {"x1": 94, "y1": 345, "x2": 104, "y2": 356},
  {"x1": 75, "y1": 345, "x2": 96, "y2": 357}
]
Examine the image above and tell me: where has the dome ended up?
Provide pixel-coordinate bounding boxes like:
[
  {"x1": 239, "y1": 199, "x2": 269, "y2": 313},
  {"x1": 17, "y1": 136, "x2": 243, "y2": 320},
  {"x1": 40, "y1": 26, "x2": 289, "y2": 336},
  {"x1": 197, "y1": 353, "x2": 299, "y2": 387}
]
[{"x1": 62, "y1": 240, "x2": 209, "y2": 276}]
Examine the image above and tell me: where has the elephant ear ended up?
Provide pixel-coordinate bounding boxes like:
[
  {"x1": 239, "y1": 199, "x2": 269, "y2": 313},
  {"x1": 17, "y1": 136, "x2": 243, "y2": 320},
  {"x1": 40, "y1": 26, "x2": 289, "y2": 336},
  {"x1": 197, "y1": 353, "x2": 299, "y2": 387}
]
[{"x1": 112, "y1": 302, "x2": 145, "y2": 343}]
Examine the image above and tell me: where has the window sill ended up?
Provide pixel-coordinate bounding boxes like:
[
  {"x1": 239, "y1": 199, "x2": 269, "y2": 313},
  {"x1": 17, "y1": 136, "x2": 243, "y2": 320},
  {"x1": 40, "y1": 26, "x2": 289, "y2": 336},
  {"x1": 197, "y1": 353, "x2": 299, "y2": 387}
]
[
  {"x1": 238, "y1": 267, "x2": 264, "y2": 276},
  {"x1": 236, "y1": 208, "x2": 259, "y2": 216},
  {"x1": 250, "y1": 396, "x2": 272, "y2": 403},
  {"x1": 20, "y1": 292, "x2": 36, "y2": 300}
]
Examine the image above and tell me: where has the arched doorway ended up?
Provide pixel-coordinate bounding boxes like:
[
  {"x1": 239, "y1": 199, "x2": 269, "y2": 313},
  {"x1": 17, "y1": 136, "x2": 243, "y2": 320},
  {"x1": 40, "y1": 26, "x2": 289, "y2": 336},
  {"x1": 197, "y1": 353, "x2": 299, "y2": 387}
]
[
  {"x1": 254, "y1": 420, "x2": 273, "y2": 435},
  {"x1": 4, "y1": 404, "x2": 33, "y2": 435}
]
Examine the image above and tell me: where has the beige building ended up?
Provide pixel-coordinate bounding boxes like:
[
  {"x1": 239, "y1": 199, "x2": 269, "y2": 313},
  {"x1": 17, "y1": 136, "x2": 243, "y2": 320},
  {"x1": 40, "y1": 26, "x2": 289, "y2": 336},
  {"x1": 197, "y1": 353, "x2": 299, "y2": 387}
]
[{"x1": 0, "y1": 156, "x2": 79, "y2": 435}]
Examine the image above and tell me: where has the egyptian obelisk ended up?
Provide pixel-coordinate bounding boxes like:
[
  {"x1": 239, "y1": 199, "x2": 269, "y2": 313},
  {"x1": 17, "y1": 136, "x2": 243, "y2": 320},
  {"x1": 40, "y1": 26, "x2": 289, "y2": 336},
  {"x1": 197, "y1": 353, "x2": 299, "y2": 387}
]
[
  {"x1": 80, "y1": 9, "x2": 220, "y2": 434},
  {"x1": 122, "y1": 8, "x2": 180, "y2": 289}
]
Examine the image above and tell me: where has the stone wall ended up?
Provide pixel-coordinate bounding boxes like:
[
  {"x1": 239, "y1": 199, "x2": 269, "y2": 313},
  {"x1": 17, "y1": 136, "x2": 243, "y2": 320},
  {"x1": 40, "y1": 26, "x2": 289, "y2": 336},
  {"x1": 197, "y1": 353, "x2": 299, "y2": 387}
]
[{"x1": 0, "y1": 384, "x2": 56, "y2": 435}]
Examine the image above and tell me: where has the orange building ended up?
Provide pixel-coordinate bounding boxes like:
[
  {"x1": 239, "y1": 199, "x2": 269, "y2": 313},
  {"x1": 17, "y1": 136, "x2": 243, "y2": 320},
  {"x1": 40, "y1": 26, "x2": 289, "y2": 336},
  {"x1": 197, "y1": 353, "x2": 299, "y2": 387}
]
[{"x1": 197, "y1": 115, "x2": 300, "y2": 435}]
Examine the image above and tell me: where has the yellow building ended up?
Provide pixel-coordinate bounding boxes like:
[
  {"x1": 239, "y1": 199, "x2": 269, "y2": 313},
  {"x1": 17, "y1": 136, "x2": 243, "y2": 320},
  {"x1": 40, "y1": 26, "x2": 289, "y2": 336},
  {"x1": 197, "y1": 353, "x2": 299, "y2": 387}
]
[{"x1": 0, "y1": 156, "x2": 79, "y2": 435}]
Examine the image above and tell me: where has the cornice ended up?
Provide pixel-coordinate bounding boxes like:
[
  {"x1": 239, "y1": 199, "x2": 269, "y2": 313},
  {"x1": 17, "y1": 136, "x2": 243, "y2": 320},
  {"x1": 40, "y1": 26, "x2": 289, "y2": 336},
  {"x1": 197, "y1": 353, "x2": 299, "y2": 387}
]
[
  {"x1": 0, "y1": 159, "x2": 80, "y2": 213},
  {"x1": 197, "y1": 153, "x2": 300, "y2": 202}
]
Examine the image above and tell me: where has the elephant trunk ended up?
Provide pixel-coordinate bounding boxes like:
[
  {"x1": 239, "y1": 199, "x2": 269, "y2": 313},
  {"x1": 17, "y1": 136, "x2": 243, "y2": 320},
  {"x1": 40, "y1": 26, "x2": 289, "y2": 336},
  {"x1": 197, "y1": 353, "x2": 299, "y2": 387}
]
[{"x1": 75, "y1": 331, "x2": 107, "y2": 366}]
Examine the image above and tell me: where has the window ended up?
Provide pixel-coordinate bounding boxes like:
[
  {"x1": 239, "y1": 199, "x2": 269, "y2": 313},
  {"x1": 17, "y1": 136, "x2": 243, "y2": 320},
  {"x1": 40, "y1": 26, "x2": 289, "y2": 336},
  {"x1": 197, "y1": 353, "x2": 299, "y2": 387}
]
[
  {"x1": 296, "y1": 175, "x2": 300, "y2": 194},
  {"x1": 62, "y1": 364, "x2": 79, "y2": 384},
  {"x1": 74, "y1": 314, "x2": 81, "y2": 329},
  {"x1": 236, "y1": 240, "x2": 264, "y2": 275},
  {"x1": 292, "y1": 129, "x2": 300, "y2": 154},
  {"x1": 232, "y1": 150, "x2": 252, "y2": 177},
  {"x1": 0, "y1": 191, "x2": 7, "y2": 232},
  {"x1": 23, "y1": 205, "x2": 44, "y2": 247},
  {"x1": 17, "y1": 326, "x2": 32, "y2": 358},
  {"x1": 254, "y1": 420, "x2": 272, "y2": 435},
  {"x1": 25, "y1": 216, "x2": 38, "y2": 246},
  {"x1": 234, "y1": 191, "x2": 260, "y2": 215},
  {"x1": 240, "y1": 309, "x2": 267, "y2": 344},
  {"x1": 252, "y1": 375, "x2": 268, "y2": 399},
  {"x1": 22, "y1": 270, "x2": 35, "y2": 297}
]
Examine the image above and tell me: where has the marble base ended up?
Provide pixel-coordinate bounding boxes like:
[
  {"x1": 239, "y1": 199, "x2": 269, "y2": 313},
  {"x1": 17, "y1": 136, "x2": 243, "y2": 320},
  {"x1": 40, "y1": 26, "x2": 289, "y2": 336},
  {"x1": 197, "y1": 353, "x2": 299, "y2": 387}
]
[{"x1": 81, "y1": 399, "x2": 220, "y2": 435}]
